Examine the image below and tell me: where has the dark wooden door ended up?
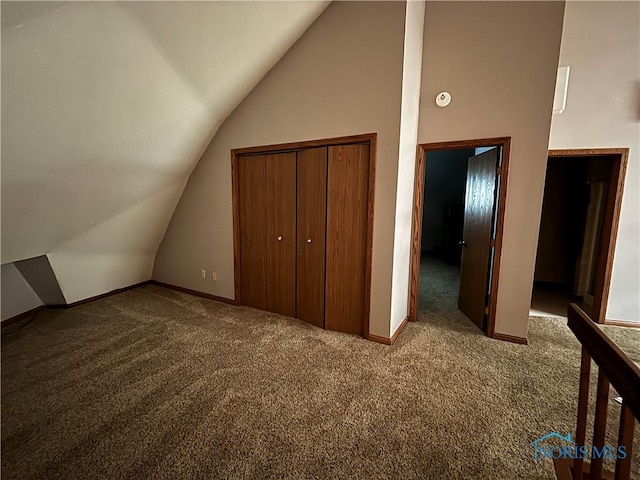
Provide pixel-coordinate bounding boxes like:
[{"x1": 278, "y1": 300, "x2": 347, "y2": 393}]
[
  {"x1": 296, "y1": 147, "x2": 327, "y2": 328},
  {"x1": 265, "y1": 152, "x2": 297, "y2": 317},
  {"x1": 458, "y1": 148, "x2": 499, "y2": 330},
  {"x1": 238, "y1": 154, "x2": 267, "y2": 310},
  {"x1": 325, "y1": 144, "x2": 370, "y2": 335}
]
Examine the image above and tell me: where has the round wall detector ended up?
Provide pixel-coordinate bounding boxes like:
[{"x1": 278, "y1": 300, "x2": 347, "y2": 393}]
[{"x1": 435, "y1": 91, "x2": 451, "y2": 107}]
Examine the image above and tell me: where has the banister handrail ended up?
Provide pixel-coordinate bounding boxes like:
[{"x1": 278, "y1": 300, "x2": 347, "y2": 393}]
[{"x1": 567, "y1": 303, "x2": 640, "y2": 421}]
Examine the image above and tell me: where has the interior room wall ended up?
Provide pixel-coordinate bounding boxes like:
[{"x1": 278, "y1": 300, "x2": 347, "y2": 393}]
[
  {"x1": 417, "y1": 1, "x2": 565, "y2": 339},
  {"x1": 389, "y1": 0, "x2": 426, "y2": 335},
  {"x1": 548, "y1": 1, "x2": 640, "y2": 323},
  {"x1": 15, "y1": 255, "x2": 67, "y2": 305},
  {"x1": 534, "y1": 158, "x2": 588, "y2": 286},
  {"x1": 421, "y1": 149, "x2": 474, "y2": 254},
  {"x1": 1, "y1": 1, "x2": 328, "y2": 304},
  {"x1": 153, "y1": 1, "x2": 406, "y2": 338},
  {"x1": 1, "y1": 263, "x2": 43, "y2": 321}
]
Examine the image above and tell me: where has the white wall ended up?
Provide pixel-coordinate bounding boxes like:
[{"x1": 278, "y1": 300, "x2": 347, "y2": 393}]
[
  {"x1": 1, "y1": 263, "x2": 43, "y2": 321},
  {"x1": 153, "y1": 1, "x2": 406, "y2": 338},
  {"x1": 390, "y1": 1, "x2": 426, "y2": 336},
  {"x1": 1, "y1": 1, "x2": 328, "y2": 303},
  {"x1": 549, "y1": 1, "x2": 640, "y2": 323}
]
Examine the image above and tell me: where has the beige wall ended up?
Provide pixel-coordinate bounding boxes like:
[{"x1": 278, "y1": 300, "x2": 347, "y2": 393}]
[
  {"x1": 418, "y1": 1, "x2": 565, "y2": 338},
  {"x1": 1, "y1": 1, "x2": 327, "y2": 304},
  {"x1": 549, "y1": 1, "x2": 640, "y2": 323},
  {"x1": 153, "y1": 2, "x2": 406, "y2": 337}
]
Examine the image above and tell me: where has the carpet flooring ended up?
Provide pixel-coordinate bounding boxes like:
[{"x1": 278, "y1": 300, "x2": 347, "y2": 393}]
[{"x1": 2, "y1": 258, "x2": 639, "y2": 479}]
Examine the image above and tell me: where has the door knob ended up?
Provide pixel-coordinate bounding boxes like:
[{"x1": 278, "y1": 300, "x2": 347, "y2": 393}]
[
  {"x1": 307, "y1": 238, "x2": 312, "y2": 243},
  {"x1": 459, "y1": 240, "x2": 467, "y2": 246},
  {"x1": 277, "y1": 235, "x2": 283, "y2": 241}
]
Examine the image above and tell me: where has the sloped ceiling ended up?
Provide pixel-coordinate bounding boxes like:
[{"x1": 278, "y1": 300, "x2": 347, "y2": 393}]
[{"x1": 1, "y1": 1, "x2": 329, "y2": 302}]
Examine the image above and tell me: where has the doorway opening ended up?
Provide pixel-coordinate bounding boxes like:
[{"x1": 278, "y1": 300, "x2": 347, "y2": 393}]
[
  {"x1": 409, "y1": 138, "x2": 511, "y2": 340},
  {"x1": 530, "y1": 148, "x2": 628, "y2": 324}
]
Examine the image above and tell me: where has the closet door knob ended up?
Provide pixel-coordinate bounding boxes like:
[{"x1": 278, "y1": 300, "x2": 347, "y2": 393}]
[
  {"x1": 277, "y1": 235, "x2": 283, "y2": 241},
  {"x1": 307, "y1": 238, "x2": 312, "y2": 243}
]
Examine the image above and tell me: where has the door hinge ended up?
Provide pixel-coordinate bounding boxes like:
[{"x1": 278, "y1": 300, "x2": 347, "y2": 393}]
[
  {"x1": 496, "y1": 167, "x2": 502, "y2": 175},
  {"x1": 490, "y1": 239, "x2": 496, "y2": 248}
]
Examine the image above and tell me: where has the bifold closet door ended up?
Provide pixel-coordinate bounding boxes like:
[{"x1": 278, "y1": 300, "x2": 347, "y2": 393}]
[
  {"x1": 296, "y1": 147, "x2": 327, "y2": 328},
  {"x1": 265, "y1": 152, "x2": 297, "y2": 317},
  {"x1": 325, "y1": 144, "x2": 370, "y2": 335},
  {"x1": 238, "y1": 154, "x2": 267, "y2": 310}
]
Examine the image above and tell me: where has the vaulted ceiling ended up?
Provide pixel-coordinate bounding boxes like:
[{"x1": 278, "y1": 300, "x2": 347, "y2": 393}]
[{"x1": 1, "y1": 1, "x2": 329, "y2": 302}]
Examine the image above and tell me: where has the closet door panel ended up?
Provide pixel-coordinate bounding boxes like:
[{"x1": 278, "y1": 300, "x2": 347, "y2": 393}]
[
  {"x1": 325, "y1": 144, "x2": 370, "y2": 335},
  {"x1": 296, "y1": 147, "x2": 327, "y2": 328},
  {"x1": 265, "y1": 152, "x2": 297, "y2": 317},
  {"x1": 239, "y1": 154, "x2": 267, "y2": 310}
]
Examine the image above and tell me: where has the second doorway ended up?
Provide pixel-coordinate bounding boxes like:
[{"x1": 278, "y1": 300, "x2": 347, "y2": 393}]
[{"x1": 410, "y1": 138, "x2": 510, "y2": 337}]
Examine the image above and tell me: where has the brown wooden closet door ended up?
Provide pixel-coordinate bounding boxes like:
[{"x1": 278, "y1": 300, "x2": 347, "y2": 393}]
[
  {"x1": 325, "y1": 144, "x2": 370, "y2": 335},
  {"x1": 265, "y1": 152, "x2": 297, "y2": 317},
  {"x1": 296, "y1": 147, "x2": 327, "y2": 328},
  {"x1": 238, "y1": 154, "x2": 267, "y2": 310}
]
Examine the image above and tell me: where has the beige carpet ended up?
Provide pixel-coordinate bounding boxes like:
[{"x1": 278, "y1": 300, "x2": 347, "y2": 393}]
[{"x1": 2, "y1": 260, "x2": 639, "y2": 479}]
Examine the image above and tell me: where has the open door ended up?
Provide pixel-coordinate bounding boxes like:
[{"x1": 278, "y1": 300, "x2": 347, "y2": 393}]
[
  {"x1": 458, "y1": 148, "x2": 499, "y2": 330},
  {"x1": 532, "y1": 149, "x2": 629, "y2": 325},
  {"x1": 409, "y1": 137, "x2": 511, "y2": 340}
]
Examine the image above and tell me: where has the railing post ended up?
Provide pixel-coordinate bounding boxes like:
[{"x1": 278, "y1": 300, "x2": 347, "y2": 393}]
[
  {"x1": 573, "y1": 347, "x2": 591, "y2": 479},
  {"x1": 614, "y1": 402, "x2": 635, "y2": 480},
  {"x1": 590, "y1": 370, "x2": 611, "y2": 479}
]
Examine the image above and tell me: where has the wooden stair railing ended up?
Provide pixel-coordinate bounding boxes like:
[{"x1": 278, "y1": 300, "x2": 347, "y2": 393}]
[{"x1": 554, "y1": 303, "x2": 640, "y2": 480}]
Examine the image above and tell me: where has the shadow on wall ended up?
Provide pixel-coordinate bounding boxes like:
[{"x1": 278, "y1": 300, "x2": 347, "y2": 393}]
[
  {"x1": 1, "y1": 255, "x2": 66, "y2": 321},
  {"x1": 14, "y1": 255, "x2": 66, "y2": 305}
]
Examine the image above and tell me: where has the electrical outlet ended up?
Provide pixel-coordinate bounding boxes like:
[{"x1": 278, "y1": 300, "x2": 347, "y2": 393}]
[
  {"x1": 201, "y1": 269, "x2": 206, "y2": 279},
  {"x1": 212, "y1": 272, "x2": 217, "y2": 281}
]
